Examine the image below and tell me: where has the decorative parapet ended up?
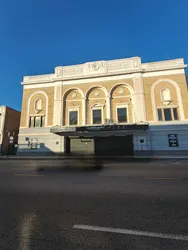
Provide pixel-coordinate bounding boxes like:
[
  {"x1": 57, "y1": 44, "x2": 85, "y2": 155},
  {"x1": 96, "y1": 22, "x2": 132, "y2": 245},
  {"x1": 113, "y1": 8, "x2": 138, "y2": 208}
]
[
  {"x1": 55, "y1": 57, "x2": 141, "y2": 80},
  {"x1": 22, "y1": 57, "x2": 187, "y2": 85},
  {"x1": 142, "y1": 58, "x2": 186, "y2": 72},
  {"x1": 22, "y1": 74, "x2": 55, "y2": 84}
]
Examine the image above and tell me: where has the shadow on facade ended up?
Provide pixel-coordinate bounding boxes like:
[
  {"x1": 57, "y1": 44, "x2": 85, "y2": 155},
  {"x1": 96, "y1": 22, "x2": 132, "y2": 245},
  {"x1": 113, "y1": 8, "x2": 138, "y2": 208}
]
[
  {"x1": 17, "y1": 143, "x2": 152, "y2": 165},
  {"x1": 17, "y1": 143, "x2": 56, "y2": 156},
  {"x1": 0, "y1": 143, "x2": 18, "y2": 156},
  {"x1": 17, "y1": 143, "x2": 104, "y2": 172}
]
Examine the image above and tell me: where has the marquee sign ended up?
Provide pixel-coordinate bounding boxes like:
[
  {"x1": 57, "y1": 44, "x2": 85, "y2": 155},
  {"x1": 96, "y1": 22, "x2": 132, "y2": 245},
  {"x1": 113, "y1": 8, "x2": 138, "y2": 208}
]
[{"x1": 51, "y1": 124, "x2": 148, "y2": 134}]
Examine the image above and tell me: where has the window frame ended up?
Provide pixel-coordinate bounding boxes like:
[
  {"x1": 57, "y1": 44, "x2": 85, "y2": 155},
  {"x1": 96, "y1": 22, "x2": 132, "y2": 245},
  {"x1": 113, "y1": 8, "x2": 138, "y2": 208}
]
[
  {"x1": 29, "y1": 116, "x2": 45, "y2": 128},
  {"x1": 157, "y1": 106, "x2": 179, "y2": 122},
  {"x1": 91, "y1": 107, "x2": 103, "y2": 125},
  {"x1": 163, "y1": 108, "x2": 172, "y2": 121},
  {"x1": 157, "y1": 108, "x2": 163, "y2": 121},
  {"x1": 173, "y1": 108, "x2": 179, "y2": 120},
  {"x1": 68, "y1": 108, "x2": 79, "y2": 126},
  {"x1": 116, "y1": 105, "x2": 129, "y2": 124},
  {"x1": 29, "y1": 116, "x2": 34, "y2": 128}
]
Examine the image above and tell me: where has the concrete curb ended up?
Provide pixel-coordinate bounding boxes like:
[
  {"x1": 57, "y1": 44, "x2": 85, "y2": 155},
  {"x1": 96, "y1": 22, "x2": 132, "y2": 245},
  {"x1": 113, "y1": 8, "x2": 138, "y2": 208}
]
[{"x1": 0, "y1": 155, "x2": 188, "y2": 160}]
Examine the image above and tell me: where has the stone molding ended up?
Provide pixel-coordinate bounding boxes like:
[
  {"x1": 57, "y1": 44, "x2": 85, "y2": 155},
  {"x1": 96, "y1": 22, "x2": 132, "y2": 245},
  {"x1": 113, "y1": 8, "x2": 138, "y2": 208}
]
[{"x1": 22, "y1": 57, "x2": 187, "y2": 85}]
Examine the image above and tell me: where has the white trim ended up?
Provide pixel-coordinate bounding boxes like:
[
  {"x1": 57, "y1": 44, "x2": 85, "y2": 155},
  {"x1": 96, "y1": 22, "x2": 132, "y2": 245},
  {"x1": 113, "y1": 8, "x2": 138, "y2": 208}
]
[
  {"x1": 22, "y1": 57, "x2": 186, "y2": 85},
  {"x1": 29, "y1": 113, "x2": 45, "y2": 117},
  {"x1": 86, "y1": 86, "x2": 108, "y2": 125},
  {"x1": 63, "y1": 87, "x2": 85, "y2": 99},
  {"x1": 34, "y1": 98, "x2": 42, "y2": 110},
  {"x1": 27, "y1": 91, "x2": 48, "y2": 128},
  {"x1": 106, "y1": 95, "x2": 111, "y2": 122},
  {"x1": 86, "y1": 85, "x2": 108, "y2": 98},
  {"x1": 109, "y1": 83, "x2": 133, "y2": 97},
  {"x1": 149, "y1": 120, "x2": 188, "y2": 125},
  {"x1": 156, "y1": 106, "x2": 179, "y2": 122},
  {"x1": 24, "y1": 81, "x2": 61, "y2": 89},
  {"x1": 53, "y1": 85, "x2": 57, "y2": 125},
  {"x1": 66, "y1": 99, "x2": 83, "y2": 102},
  {"x1": 18, "y1": 133, "x2": 52, "y2": 136},
  {"x1": 22, "y1": 68, "x2": 185, "y2": 89},
  {"x1": 151, "y1": 78, "x2": 185, "y2": 121},
  {"x1": 160, "y1": 88, "x2": 171, "y2": 104},
  {"x1": 23, "y1": 74, "x2": 135, "y2": 89},
  {"x1": 63, "y1": 88, "x2": 84, "y2": 126},
  {"x1": 109, "y1": 83, "x2": 134, "y2": 123},
  {"x1": 91, "y1": 106, "x2": 104, "y2": 125},
  {"x1": 91, "y1": 103, "x2": 105, "y2": 108},
  {"x1": 133, "y1": 76, "x2": 146, "y2": 122},
  {"x1": 157, "y1": 105, "x2": 178, "y2": 109},
  {"x1": 86, "y1": 97, "x2": 106, "y2": 100},
  {"x1": 82, "y1": 98, "x2": 86, "y2": 125},
  {"x1": 116, "y1": 104, "x2": 129, "y2": 123},
  {"x1": 68, "y1": 108, "x2": 79, "y2": 126},
  {"x1": 110, "y1": 95, "x2": 131, "y2": 99},
  {"x1": 143, "y1": 68, "x2": 185, "y2": 78}
]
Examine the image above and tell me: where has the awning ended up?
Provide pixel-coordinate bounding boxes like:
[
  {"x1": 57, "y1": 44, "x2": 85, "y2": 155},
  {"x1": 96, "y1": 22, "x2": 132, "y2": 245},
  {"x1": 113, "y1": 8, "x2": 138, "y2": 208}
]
[{"x1": 50, "y1": 123, "x2": 149, "y2": 136}]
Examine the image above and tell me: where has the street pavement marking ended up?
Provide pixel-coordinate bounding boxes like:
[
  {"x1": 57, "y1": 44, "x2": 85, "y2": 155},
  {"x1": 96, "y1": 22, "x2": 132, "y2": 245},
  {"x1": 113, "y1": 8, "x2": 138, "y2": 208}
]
[
  {"x1": 143, "y1": 177, "x2": 182, "y2": 180},
  {"x1": 73, "y1": 224, "x2": 188, "y2": 241},
  {"x1": 19, "y1": 213, "x2": 36, "y2": 250},
  {"x1": 14, "y1": 174, "x2": 44, "y2": 177}
]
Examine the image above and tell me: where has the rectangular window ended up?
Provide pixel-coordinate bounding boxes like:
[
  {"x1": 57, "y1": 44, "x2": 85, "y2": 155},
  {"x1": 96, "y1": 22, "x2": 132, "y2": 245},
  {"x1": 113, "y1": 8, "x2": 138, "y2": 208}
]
[
  {"x1": 41, "y1": 116, "x2": 45, "y2": 127},
  {"x1": 29, "y1": 117, "x2": 34, "y2": 128},
  {"x1": 34, "y1": 116, "x2": 41, "y2": 128},
  {"x1": 69, "y1": 111, "x2": 78, "y2": 125},
  {"x1": 92, "y1": 109, "x2": 102, "y2": 124},
  {"x1": 29, "y1": 116, "x2": 44, "y2": 128},
  {"x1": 117, "y1": 107, "x2": 127, "y2": 123},
  {"x1": 173, "y1": 108, "x2": 179, "y2": 120},
  {"x1": 157, "y1": 107, "x2": 179, "y2": 122},
  {"x1": 157, "y1": 109, "x2": 163, "y2": 121},
  {"x1": 164, "y1": 108, "x2": 172, "y2": 121}
]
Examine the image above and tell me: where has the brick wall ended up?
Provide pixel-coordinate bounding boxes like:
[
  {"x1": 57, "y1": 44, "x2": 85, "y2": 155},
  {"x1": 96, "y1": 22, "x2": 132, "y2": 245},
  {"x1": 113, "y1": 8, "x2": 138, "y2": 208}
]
[{"x1": 1, "y1": 107, "x2": 20, "y2": 155}]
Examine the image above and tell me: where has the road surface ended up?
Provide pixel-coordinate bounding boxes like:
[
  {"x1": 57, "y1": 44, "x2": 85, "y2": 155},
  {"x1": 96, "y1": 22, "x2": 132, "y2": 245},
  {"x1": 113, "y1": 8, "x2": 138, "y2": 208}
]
[{"x1": 0, "y1": 159, "x2": 188, "y2": 249}]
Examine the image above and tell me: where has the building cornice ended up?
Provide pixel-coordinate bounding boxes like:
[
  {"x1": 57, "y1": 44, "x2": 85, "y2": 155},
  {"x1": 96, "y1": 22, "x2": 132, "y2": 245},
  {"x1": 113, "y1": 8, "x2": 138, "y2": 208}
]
[{"x1": 21, "y1": 57, "x2": 187, "y2": 85}]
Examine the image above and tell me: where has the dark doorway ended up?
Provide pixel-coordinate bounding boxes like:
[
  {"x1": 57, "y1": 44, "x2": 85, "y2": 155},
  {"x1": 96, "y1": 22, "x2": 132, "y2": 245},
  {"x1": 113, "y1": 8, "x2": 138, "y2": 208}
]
[
  {"x1": 64, "y1": 137, "x2": 70, "y2": 154},
  {"x1": 95, "y1": 135, "x2": 133, "y2": 156}
]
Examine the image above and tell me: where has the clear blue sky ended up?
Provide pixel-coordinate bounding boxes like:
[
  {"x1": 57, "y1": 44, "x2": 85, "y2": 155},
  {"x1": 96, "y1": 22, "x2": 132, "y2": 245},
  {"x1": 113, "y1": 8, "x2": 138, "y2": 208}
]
[{"x1": 0, "y1": 0, "x2": 188, "y2": 111}]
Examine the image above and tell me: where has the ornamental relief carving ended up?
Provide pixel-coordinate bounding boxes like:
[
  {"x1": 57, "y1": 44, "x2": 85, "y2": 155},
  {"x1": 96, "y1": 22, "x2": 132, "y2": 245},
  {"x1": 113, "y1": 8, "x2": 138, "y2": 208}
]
[
  {"x1": 118, "y1": 88, "x2": 124, "y2": 94},
  {"x1": 71, "y1": 92, "x2": 77, "y2": 98},
  {"x1": 94, "y1": 91, "x2": 100, "y2": 96},
  {"x1": 84, "y1": 61, "x2": 106, "y2": 75},
  {"x1": 63, "y1": 66, "x2": 83, "y2": 77},
  {"x1": 107, "y1": 58, "x2": 140, "y2": 72}
]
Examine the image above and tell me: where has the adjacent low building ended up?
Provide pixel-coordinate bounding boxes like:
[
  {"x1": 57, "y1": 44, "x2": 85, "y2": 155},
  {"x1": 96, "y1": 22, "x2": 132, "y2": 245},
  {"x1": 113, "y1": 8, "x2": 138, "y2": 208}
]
[
  {"x1": 0, "y1": 106, "x2": 21, "y2": 155},
  {"x1": 17, "y1": 56, "x2": 188, "y2": 156}
]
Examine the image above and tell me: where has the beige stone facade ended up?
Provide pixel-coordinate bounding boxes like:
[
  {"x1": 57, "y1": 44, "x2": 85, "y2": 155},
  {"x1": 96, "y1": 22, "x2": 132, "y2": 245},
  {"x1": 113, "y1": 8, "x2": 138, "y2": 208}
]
[{"x1": 18, "y1": 57, "x2": 188, "y2": 156}]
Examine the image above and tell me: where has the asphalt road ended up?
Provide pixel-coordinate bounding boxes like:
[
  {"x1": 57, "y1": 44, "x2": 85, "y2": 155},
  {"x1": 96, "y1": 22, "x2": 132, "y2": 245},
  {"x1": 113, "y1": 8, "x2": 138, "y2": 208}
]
[{"x1": 0, "y1": 159, "x2": 188, "y2": 250}]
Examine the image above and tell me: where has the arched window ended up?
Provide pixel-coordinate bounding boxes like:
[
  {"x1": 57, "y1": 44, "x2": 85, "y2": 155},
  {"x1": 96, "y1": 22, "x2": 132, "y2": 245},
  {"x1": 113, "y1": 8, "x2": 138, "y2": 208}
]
[
  {"x1": 35, "y1": 99, "x2": 42, "y2": 110},
  {"x1": 161, "y1": 88, "x2": 171, "y2": 105}
]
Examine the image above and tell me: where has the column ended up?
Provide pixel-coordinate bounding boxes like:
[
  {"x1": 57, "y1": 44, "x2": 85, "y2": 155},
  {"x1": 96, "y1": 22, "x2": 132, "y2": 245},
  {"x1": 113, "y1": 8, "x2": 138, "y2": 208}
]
[
  {"x1": 53, "y1": 84, "x2": 62, "y2": 126},
  {"x1": 106, "y1": 95, "x2": 111, "y2": 124},
  {"x1": 82, "y1": 98, "x2": 86, "y2": 125},
  {"x1": 133, "y1": 73, "x2": 146, "y2": 122}
]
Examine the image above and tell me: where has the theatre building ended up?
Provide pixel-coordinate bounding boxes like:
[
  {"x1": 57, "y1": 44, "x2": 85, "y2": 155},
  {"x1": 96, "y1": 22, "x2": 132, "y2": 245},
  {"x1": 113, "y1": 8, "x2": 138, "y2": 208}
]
[{"x1": 17, "y1": 57, "x2": 188, "y2": 156}]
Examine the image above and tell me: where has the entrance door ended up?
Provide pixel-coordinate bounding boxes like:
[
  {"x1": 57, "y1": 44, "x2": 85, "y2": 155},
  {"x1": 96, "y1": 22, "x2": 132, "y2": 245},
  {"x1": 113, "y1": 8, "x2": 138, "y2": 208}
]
[{"x1": 95, "y1": 135, "x2": 133, "y2": 156}]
